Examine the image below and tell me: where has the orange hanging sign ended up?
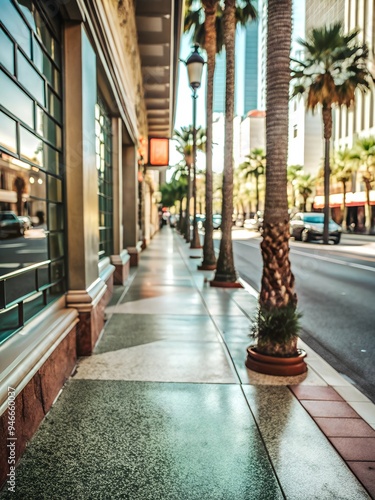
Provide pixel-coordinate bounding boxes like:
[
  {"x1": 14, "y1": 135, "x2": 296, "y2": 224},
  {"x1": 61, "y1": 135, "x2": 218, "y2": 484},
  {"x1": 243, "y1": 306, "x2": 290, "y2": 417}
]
[{"x1": 148, "y1": 137, "x2": 169, "y2": 167}]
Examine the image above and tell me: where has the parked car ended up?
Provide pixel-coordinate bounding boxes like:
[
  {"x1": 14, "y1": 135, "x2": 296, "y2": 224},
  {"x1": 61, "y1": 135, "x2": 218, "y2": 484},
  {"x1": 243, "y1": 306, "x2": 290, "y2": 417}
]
[
  {"x1": 244, "y1": 211, "x2": 264, "y2": 232},
  {"x1": 196, "y1": 214, "x2": 206, "y2": 229},
  {"x1": 0, "y1": 211, "x2": 25, "y2": 237},
  {"x1": 290, "y1": 212, "x2": 342, "y2": 244}
]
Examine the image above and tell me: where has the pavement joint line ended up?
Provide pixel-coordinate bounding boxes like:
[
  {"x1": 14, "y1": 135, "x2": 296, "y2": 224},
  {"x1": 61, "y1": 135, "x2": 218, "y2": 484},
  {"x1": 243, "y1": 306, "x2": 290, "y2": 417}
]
[{"x1": 173, "y1": 231, "x2": 243, "y2": 385}]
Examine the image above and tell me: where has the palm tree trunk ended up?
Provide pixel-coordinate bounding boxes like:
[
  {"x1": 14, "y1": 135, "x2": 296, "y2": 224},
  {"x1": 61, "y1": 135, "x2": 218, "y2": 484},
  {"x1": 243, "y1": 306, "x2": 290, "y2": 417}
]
[
  {"x1": 322, "y1": 105, "x2": 332, "y2": 245},
  {"x1": 201, "y1": 0, "x2": 217, "y2": 267},
  {"x1": 255, "y1": 175, "x2": 259, "y2": 213},
  {"x1": 258, "y1": 0, "x2": 297, "y2": 356},
  {"x1": 185, "y1": 162, "x2": 192, "y2": 242},
  {"x1": 213, "y1": 0, "x2": 236, "y2": 283},
  {"x1": 179, "y1": 198, "x2": 184, "y2": 232}
]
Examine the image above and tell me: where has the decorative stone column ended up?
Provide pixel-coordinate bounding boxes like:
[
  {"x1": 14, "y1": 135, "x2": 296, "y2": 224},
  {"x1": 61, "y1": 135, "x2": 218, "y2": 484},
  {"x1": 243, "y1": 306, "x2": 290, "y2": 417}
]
[
  {"x1": 111, "y1": 117, "x2": 130, "y2": 284},
  {"x1": 64, "y1": 23, "x2": 108, "y2": 355},
  {"x1": 123, "y1": 144, "x2": 142, "y2": 266}
]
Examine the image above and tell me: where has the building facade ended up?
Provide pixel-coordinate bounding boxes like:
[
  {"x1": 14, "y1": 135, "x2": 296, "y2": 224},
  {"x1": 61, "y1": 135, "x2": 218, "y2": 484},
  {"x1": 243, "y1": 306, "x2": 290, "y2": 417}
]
[{"x1": 0, "y1": 0, "x2": 183, "y2": 487}]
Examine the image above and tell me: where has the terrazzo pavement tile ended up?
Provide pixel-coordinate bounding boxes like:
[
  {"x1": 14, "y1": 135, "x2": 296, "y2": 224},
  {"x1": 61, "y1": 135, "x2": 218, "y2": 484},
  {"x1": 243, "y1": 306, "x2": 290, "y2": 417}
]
[
  {"x1": 347, "y1": 462, "x2": 375, "y2": 499},
  {"x1": 106, "y1": 293, "x2": 208, "y2": 316},
  {"x1": 0, "y1": 381, "x2": 284, "y2": 499},
  {"x1": 329, "y1": 438, "x2": 375, "y2": 461},
  {"x1": 334, "y1": 385, "x2": 373, "y2": 403},
  {"x1": 348, "y1": 402, "x2": 375, "y2": 426},
  {"x1": 242, "y1": 385, "x2": 370, "y2": 499},
  {"x1": 76, "y1": 341, "x2": 237, "y2": 384},
  {"x1": 300, "y1": 400, "x2": 361, "y2": 418},
  {"x1": 314, "y1": 418, "x2": 375, "y2": 437},
  {"x1": 289, "y1": 386, "x2": 344, "y2": 401},
  {"x1": 305, "y1": 358, "x2": 352, "y2": 386},
  {"x1": 212, "y1": 316, "x2": 253, "y2": 342},
  {"x1": 95, "y1": 314, "x2": 220, "y2": 353}
]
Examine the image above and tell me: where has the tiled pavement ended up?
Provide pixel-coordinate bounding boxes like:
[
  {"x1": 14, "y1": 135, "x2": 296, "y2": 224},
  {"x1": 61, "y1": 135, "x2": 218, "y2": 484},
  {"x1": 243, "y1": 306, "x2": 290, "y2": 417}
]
[{"x1": 1, "y1": 228, "x2": 375, "y2": 499}]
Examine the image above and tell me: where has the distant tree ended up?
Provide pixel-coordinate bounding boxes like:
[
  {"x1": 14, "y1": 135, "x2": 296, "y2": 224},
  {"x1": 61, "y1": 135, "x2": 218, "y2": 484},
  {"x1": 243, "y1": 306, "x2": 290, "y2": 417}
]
[
  {"x1": 331, "y1": 148, "x2": 355, "y2": 230},
  {"x1": 295, "y1": 173, "x2": 315, "y2": 211},
  {"x1": 239, "y1": 148, "x2": 266, "y2": 213},
  {"x1": 291, "y1": 22, "x2": 374, "y2": 243},
  {"x1": 173, "y1": 126, "x2": 206, "y2": 237},
  {"x1": 287, "y1": 164, "x2": 303, "y2": 208},
  {"x1": 353, "y1": 137, "x2": 375, "y2": 233}
]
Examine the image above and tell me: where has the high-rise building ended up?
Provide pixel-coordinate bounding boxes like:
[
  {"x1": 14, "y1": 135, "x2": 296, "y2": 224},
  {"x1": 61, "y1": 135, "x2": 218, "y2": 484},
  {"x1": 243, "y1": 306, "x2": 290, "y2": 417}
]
[{"x1": 213, "y1": 3, "x2": 259, "y2": 116}]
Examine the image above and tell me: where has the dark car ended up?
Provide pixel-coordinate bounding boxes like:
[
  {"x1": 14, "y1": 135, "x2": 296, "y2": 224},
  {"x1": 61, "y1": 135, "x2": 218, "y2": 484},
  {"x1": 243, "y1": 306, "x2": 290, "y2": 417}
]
[
  {"x1": 0, "y1": 211, "x2": 25, "y2": 238},
  {"x1": 290, "y1": 212, "x2": 342, "y2": 244}
]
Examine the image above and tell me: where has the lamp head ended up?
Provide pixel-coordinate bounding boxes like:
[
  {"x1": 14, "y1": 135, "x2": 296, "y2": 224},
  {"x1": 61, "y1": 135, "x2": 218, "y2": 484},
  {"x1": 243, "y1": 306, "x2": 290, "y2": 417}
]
[{"x1": 186, "y1": 44, "x2": 204, "y2": 89}]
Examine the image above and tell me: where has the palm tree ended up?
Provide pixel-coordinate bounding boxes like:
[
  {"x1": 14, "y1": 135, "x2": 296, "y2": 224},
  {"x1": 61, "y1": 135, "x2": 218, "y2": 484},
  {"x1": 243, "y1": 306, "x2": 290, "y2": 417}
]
[
  {"x1": 239, "y1": 148, "x2": 266, "y2": 214},
  {"x1": 287, "y1": 164, "x2": 303, "y2": 208},
  {"x1": 331, "y1": 148, "x2": 354, "y2": 230},
  {"x1": 185, "y1": 0, "x2": 221, "y2": 269},
  {"x1": 173, "y1": 126, "x2": 206, "y2": 240},
  {"x1": 295, "y1": 173, "x2": 315, "y2": 212},
  {"x1": 213, "y1": 0, "x2": 256, "y2": 284},
  {"x1": 291, "y1": 22, "x2": 374, "y2": 244},
  {"x1": 251, "y1": 0, "x2": 300, "y2": 359},
  {"x1": 170, "y1": 162, "x2": 189, "y2": 232},
  {"x1": 353, "y1": 137, "x2": 375, "y2": 233}
]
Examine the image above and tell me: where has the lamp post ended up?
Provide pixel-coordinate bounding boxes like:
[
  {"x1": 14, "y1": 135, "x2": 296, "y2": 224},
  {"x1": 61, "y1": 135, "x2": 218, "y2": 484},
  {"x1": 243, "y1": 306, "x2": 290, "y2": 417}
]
[{"x1": 185, "y1": 44, "x2": 204, "y2": 249}]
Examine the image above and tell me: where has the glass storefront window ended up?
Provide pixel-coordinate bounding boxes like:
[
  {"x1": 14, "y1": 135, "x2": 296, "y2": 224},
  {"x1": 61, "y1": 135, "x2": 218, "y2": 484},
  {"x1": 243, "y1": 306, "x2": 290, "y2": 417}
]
[
  {"x1": 95, "y1": 96, "x2": 113, "y2": 259},
  {"x1": 0, "y1": 27, "x2": 15, "y2": 74},
  {"x1": 0, "y1": 0, "x2": 64, "y2": 343}
]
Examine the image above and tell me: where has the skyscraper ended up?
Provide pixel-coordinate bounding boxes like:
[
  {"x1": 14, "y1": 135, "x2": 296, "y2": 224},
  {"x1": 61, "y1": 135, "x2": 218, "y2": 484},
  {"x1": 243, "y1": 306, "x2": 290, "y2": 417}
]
[{"x1": 213, "y1": 3, "x2": 259, "y2": 116}]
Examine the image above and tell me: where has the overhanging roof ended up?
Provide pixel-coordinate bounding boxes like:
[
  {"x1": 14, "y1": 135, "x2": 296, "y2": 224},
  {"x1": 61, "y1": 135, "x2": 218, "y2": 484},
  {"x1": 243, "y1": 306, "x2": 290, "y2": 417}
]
[{"x1": 135, "y1": 0, "x2": 184, "y2": 138}]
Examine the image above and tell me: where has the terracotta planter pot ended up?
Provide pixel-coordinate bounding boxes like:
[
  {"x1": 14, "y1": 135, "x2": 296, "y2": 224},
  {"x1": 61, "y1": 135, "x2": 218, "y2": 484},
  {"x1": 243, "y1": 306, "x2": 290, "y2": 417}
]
[
  {"x1": 209, "y1": 280, "x2": 243, "y2": 288},
  {"x1": 198, "y1": 263, "x2": 216, "y2": 271},
  {"x1": 245, "y1": 345, "x2": 307, "y2": 376}
]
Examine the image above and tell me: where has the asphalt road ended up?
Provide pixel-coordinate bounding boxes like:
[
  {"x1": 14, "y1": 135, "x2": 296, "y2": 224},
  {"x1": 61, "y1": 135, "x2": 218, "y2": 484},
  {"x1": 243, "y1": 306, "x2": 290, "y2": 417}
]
[{"x1": 226, "y1": 230, "x2": 375, "y2": 403}]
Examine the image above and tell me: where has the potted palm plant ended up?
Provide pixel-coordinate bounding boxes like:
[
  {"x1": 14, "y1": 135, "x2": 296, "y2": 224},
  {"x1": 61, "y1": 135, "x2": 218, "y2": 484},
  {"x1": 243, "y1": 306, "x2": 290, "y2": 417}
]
[{"x1": 245, "y1": 0, "x2": 307, "y2": 376}]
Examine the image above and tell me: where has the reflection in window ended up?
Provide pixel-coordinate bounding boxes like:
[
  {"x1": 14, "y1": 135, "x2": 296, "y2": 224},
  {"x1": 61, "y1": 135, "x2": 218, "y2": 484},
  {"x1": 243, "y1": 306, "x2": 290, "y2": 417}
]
[
  {"x1": 0, "y1": 1, "x2": 64, "y2": 342},
  {"x1": 0, "y1": 70, "x2": 34, "y2": 128},
  {"x1": 95, "y1": 97, "x2": 113, "y2": 259},
  {"x1": 0, "y1": 111, "x2": 17, "y2": 153},
  {"x1": 20, "y1": 127, "x2": 43, "y2": 166},
  {"x1": 0, "y1": 27, "x2": 15, "y2": 74},
  {"x1": 1, "y1": 0, "x2": 31, "y2": 57},
  {"x1": 18, "y1": 50, "x2": 45, "y2": 106}
]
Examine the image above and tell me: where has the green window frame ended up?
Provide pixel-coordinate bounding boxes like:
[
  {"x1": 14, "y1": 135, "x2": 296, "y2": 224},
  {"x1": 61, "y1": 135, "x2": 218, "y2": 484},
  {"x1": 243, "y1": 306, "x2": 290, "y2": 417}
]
[
  {"x1": 0, "y1": 0, "x2": 65, "y2": 343},
  {"x1": 95, "y1": 95, "x2": 113, "y2": 259}
]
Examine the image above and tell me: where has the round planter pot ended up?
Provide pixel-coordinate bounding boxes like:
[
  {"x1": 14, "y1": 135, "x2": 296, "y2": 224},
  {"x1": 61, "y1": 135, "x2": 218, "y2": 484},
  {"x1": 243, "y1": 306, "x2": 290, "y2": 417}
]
[
  {"x1": 198, "y1": 263, "x2": 217, "y2": 271},
  {"x1": 245, "y1": 345, "x2": 307, "y2": 376},
  {"x1": 209, "y1": 280, "x2": 243, "y2": 288}
]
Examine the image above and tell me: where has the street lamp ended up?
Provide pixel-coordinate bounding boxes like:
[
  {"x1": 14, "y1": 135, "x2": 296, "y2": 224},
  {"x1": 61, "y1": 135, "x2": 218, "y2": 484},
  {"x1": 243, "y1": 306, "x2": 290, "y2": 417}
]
[{"x1": 185, "y1": 44, "x2": 204, "y2": 249}]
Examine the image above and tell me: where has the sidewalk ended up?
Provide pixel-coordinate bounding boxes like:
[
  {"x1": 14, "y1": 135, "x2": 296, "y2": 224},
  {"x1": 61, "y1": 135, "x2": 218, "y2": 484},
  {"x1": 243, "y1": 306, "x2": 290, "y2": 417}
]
[{"x1": 1, "y1": 227, "x2": 374, "y2": 499}]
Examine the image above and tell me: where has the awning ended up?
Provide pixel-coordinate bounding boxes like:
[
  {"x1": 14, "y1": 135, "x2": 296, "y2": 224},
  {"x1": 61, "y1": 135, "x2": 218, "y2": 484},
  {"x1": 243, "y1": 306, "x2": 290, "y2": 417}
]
[{"x1": 314, "y1": 191, "x2": 375, "y2": 209}]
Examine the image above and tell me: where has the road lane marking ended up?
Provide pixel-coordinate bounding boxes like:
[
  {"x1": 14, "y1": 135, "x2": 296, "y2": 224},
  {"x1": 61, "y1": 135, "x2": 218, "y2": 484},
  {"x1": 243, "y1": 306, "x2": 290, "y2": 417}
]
[
  {"x1": 234, "y1": 240, "x2": 375, "y2": 273},
  {"x1": 0, "y1": 243, "x2": 27, "y2": 248},
  {"x1": 290, "y1": 249, "x2": 375, "y2": 272},
  {"x1": 17, "y1": 249, "x2": 46, "y2": 254}
]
